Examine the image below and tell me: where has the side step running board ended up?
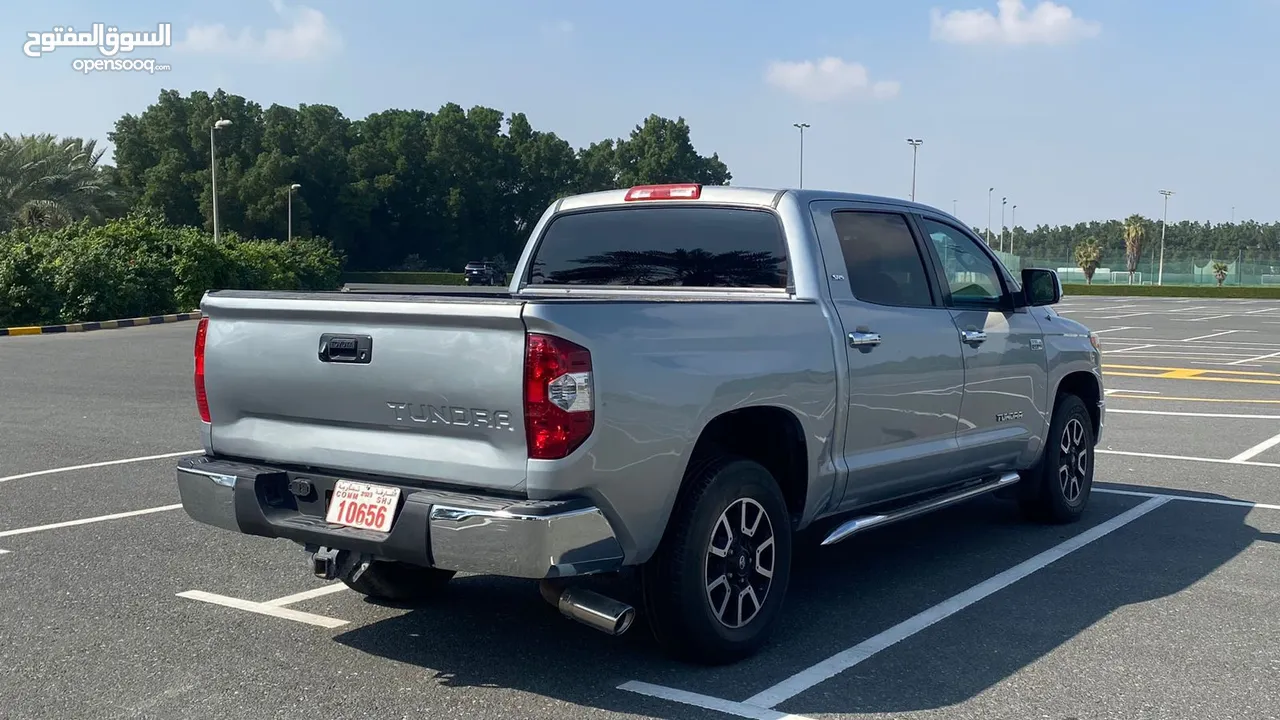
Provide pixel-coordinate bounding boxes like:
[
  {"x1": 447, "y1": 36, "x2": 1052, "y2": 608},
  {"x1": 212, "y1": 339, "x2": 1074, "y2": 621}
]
[{"x1": 821, "y1": 471, "x2": 1021, "y2": 547}]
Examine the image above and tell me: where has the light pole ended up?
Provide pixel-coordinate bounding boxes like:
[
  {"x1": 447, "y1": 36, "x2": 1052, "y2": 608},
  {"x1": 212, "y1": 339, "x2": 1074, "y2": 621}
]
[
  {"x1": 906, "y1": 138, "x2": 923, "y2": 201},
  {"x1": 793, "y1": 123, "x2": 810, "y2": 188},
  {"x1": 1011, "y1": 204, "x2": 1017, "y2": 254},
  {"x1": 1158, "y1": 189, "x2": 1174, "y2": 286},
  {"x1": 998, "y1": 196, "x2": 1008, "y2": 252},
  {"x1": 287, "y1": 183, "x2": 301, "y2": 241},
  {"x1": 210, "y1": 119, "x2": 232, "y2": 242},
  {"x1": 987, "y1": 187, "x2": 994, "y2": 245},
  {"x1": 953, "y1": 199, "x2": 957, "y2": 215}
]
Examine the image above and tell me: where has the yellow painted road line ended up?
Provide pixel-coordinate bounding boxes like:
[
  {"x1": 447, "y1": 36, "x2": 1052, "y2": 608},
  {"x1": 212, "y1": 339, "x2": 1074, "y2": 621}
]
[
  {"x1": 1105, "y1": 371, "x2": 1280, "y2": 386},
  {"x1": 1106, "y1": 394, "x2": 1280, "y2": 405},
  {"x1": 1103, "y1": 364, "x2": 1280, "y2": 378}
]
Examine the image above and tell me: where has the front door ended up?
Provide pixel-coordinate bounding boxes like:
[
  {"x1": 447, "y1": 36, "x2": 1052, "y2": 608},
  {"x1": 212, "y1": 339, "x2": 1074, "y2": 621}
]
[
  {"x1": 809, "y1": 203, "x2": 968, "y2": 509},
  {"x1": 913, "y1": 213, "x2": 1048, "y2": 476}
]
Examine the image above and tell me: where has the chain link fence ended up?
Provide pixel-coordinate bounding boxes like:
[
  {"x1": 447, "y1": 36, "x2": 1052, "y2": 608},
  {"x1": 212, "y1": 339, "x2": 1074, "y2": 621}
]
[{"x1": 993, "y1": 251, "x2": 1280, "y2": 287}]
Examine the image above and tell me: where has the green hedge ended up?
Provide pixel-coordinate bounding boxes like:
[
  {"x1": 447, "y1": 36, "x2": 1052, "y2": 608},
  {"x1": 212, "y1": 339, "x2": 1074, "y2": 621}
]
[
  {"x1": 0, "y1": 213, "x2": 344, "y2": 326},
  {"x1": 1061, "y1": 283, "x2": 1280, "y2": 299},
  {"x1": 341, "y1": 271, "x2": 466, "y2": 285}
]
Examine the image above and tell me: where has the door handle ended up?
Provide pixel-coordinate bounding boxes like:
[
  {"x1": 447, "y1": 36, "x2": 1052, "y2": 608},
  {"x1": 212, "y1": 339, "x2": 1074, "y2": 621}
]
[
  {"x1": 960, "y1": 329, "x2": 987, "y2": 345},
  {"x1": 848, "y1": 331, "x2": 882, "y2": 348}
]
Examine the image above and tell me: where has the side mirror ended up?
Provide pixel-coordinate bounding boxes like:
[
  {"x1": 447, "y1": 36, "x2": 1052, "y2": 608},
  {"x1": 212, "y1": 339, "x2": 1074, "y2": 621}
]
[{"x1": 1020, "y1": 268, "x2": 1062, "y2": 306}]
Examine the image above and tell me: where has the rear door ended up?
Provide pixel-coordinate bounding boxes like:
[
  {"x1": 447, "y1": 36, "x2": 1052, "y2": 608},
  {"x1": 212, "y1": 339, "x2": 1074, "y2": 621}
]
[
  {"x1": 911, "y1": 212, "x2": 1048, "y2": 475},
  {"x1": 808, "y1": 202, "x2": 968, "y2": 509}
]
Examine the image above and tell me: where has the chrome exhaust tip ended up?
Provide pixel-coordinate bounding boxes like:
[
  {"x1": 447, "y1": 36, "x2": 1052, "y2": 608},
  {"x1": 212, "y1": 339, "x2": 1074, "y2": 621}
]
[{"x1": 540, "y1": 582, "x2": 635, "y2": 636}]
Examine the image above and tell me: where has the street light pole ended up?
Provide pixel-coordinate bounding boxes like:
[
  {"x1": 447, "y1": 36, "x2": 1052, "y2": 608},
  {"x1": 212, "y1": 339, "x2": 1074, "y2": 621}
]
[
  {"x1": 210, "y1": 119, "x2": 232, "y2": 242},
  {"x1": 1011, "y1": 204, "x2": 1017, "y2": 254},
  {"x1": 953, "y1": 199, "x2": 957, "y2": 215},
  {"x1": 906, "y1": 138, "x2": 923, "y2": 201},
  {"x1": 1001, "y1": 197, "x2": 1007, "y2": 252},
  {"x1": 987, "y1": 187, "x2": 994, "y2": 245},
  {"x1": 792, "y1": 123, "x2": 810, "y2": 188},
  {"x1": 1158, "y1": 189, "x2": 1174, "y2": 286},
  {"x1": 287, "y1": 183, "x2": 301, "y2": 241}
]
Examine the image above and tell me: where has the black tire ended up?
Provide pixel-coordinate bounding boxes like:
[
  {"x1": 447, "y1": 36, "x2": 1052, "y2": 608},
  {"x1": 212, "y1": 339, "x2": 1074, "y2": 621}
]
[
  {"x1": 640, "y1": 454, "x2": 793, "y2": 665},
  {"x1": 343, "y1": 561, "x2": 456, "y2": 603},
  {"x1": 1018, "y1": 393, "x2": 1095, "y2": 524}
]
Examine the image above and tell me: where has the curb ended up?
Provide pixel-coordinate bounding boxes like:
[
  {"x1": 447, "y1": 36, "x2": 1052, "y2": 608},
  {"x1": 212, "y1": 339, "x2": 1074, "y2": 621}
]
[{"x1": 0, "y1": 311, "x2": 203, "y2": 337}]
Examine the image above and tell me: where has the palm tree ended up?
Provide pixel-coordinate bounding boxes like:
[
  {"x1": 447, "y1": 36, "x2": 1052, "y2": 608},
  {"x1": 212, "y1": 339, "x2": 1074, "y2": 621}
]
[
  {"x1": 1212, "y1": 260, "x2": 1229, "y2": 287},
  {"x1": 0, "y1": 133, "x2": 124, "y2": 232},
  {"x1": 1122, "y1": 214, "x2": 1145, "y2": 284},
  {"x1": 1074, "y1": 236, "x2": 1102, "y2": 284}
]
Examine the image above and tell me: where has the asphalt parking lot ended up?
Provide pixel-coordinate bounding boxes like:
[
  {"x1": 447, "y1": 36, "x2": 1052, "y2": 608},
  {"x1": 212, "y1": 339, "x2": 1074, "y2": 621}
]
[{"x1": 1, "y1": 295, "x2": 1277, "y2": 720}]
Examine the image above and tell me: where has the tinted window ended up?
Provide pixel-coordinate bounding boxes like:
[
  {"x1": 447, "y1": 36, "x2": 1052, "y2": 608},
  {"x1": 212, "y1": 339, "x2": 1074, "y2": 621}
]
[
  {"x1": 527, "y1": 206, "x2": 789, "y2": 288},
  {"x1": 918, "y1": 218, "x2": 1006, "y2": 304},
  {"x1": 830, "y1": 211, "x2": 934, "y2": 307}
]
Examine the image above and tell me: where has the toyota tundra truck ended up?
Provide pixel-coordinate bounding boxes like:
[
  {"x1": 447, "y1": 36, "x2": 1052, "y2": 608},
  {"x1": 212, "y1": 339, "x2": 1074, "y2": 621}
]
[{"x1": 176, "y1": 183, "x2": 1104, "y2": 665}]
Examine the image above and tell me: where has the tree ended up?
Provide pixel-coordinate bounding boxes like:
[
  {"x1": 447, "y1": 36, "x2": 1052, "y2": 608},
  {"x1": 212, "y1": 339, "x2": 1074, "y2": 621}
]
[
  {"x1": 1122, "y1": 215, "x2": 1146, "y2": 283},
  {"x1": 1074, "y1": 236, "x2": 1102, "y2": 284},
  {"x1": 1212, "y1": 260, "x2": 1229, "y2": 287},
  {"x1": 613, "y1": 115, "x2": 731, "y2": 188},
  {"x1": 106, "y1": 90, "x2": 733, "y2": 272},
  {"x1": 0, "y1": 134, "x2": 126, "y2": 231}
]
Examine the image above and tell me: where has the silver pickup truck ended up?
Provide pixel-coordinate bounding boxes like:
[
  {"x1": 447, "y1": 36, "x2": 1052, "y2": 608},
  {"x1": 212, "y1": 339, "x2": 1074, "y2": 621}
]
[{"x1": 177, "y1": 183, "x2": 1103, "y2": 665}]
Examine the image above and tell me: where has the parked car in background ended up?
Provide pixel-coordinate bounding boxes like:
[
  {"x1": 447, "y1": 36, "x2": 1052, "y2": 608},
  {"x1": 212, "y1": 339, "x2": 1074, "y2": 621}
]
[
  {"x1": 176, "y1": 183, "x2": 1103, "y2": 666},
  {"x1": 463, "y1": 261, "x2": 506, "y2": 286}
]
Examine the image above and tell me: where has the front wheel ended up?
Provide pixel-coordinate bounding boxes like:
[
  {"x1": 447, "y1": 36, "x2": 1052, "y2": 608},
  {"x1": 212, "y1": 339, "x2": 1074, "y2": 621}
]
[
  {"x1": 1018, "y1": 393, "x2": 1095, "y2": 524},
  {"x1": 641, "y1": 454, "x2": 793, "y2": 665}
]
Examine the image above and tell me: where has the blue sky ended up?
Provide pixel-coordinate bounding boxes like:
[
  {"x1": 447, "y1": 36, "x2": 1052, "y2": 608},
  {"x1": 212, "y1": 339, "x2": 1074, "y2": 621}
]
[{"x1": 4, "y1": 0, "x2": 1279, "y2": 231}]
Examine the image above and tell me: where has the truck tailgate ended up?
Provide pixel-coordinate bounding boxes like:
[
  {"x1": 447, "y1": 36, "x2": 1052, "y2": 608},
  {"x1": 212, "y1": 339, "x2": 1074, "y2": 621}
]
[{"x1": 200, "y1": 291, "x2": 530, "y2": 493}]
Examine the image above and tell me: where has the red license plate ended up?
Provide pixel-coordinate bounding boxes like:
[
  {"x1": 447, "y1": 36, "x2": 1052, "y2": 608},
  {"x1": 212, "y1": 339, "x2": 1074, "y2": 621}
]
[{"x1": 324, "y1": 479, "x2": 401, "y2": 533}]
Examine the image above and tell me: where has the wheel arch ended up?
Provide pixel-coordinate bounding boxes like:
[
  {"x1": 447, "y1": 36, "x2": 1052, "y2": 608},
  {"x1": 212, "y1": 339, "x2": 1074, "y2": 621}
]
[{"x1": 1053, "y1": 370, "x2": 1103, "y2": 444}]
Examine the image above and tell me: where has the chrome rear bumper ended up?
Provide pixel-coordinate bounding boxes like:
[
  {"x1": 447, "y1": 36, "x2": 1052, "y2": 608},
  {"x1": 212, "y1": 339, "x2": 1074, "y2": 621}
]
[{"x1": 175, "y1": 455, "x2": 624, "y2": 579}]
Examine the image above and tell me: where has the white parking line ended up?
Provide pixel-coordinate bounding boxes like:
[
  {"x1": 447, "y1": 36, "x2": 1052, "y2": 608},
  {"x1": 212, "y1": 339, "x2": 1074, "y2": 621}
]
[
  {"x1": 0, "y1": 450, "x2": 202, "y2": 484},
  {"x1": 177, "y1": 590, "x2": 349, "y2": 629},
  {"x1": 1229, "y1": 350, "x2": 1280, "y2": 366},
  {"x1": 1182, "y1": 314, "x2": 1233, "y2": 322},
  {"x1": 0, "y1": 504, "x2": 182, "y2": 539},
  {"x1": 1096, "y1": 487, "x2": 1280, "y2": 512},
  {"x1": 263, "y1": 583, "x2": 350, "y2": 607},
  {"x1": 1090, "y1": 326, "x2": 1144, "y2": 334},
  {"x1": 734, "y1": 497, "x2": 1169, "y2": 710},
  {"x1": 1104, "y1": 388, "x2": 1160, "y2": 395},
  {"x1": 620, "y1": 682, "x2": 814, "y2": 720},
  {"x1": 1107, "y1": 408, "x2": 1280, "y2": 419},
  {"x1": 1105, "y1": 344, "x2": 1157, "y2": 353},
  {"x1": 1181, "y1": 330, "x2": 1241, "y2": 342},
  {"x1": 1229, "y1": 432, "x2": 1280, "y2": 463},
  {"x1": 1097, "y1": 449, "x2": 1280, "y2": 468}
]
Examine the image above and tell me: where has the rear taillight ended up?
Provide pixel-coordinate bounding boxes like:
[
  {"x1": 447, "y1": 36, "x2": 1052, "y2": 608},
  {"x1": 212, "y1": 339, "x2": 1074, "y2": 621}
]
[
  {"x1": 624, "y1": 183, "x2": 702, "y2": 201},
  {"x1": 524, "y1": 333, "x2": 594, "y2": 460},
  {"x1": 194, "y1": 317, "x2": 210, "y2": 423}
]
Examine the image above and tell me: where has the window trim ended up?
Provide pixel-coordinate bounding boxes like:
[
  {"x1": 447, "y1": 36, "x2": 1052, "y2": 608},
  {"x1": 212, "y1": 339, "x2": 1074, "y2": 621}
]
[
  {"x1": 829, "y1": 209, "x2": 944, "y2": 310},
  {"x1": 519, "y1": 203, "x2": 795, "y2": 292},
  {"x1": 911, "y1": 213, "x2": 1016, "y2": 311}
]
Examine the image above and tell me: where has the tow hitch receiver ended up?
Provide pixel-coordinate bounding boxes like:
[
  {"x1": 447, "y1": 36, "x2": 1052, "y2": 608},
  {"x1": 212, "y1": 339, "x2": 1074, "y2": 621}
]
[{"x1": 310, "y1": 546, "x2": 371, "y2": 583}]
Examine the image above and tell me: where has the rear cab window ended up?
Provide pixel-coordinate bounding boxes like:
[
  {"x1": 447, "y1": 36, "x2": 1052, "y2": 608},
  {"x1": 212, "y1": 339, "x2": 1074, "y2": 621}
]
[{"x1": 525, "y1": 206, "x2": 790, "y2": 288}]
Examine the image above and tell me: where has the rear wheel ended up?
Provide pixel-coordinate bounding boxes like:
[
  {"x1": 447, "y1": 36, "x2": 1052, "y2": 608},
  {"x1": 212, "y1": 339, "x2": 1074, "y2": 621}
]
[
  {"x1": 343, "y1": 561, "x2": 456, "y2": 603},
  {"x1": 1018, "y1": 393, "x2": 1095, "y2": 524},
  {"x1": 641, "y1": 454, "x2": 792, "y2": 665}
]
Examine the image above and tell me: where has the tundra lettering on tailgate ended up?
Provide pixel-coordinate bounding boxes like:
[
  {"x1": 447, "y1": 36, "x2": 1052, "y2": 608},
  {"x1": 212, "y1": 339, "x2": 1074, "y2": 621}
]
[{"x1": 386, "y1": 402, "x2": 514, "y2": 431}]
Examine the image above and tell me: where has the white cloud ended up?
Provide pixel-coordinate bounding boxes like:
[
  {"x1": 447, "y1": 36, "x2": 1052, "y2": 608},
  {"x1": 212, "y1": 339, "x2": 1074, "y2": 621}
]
[
  {"x1": 930, "y1": 0, "x2": 1101, "y2": 46},
  {"x1": 178, "y1": 0, "x2": 342, "y2": 62},
  {"x1": 764, "y1": 57, "x2": 901, "y2": 103}
]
